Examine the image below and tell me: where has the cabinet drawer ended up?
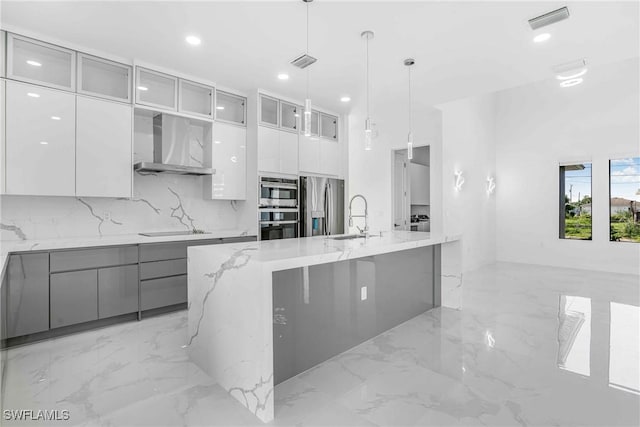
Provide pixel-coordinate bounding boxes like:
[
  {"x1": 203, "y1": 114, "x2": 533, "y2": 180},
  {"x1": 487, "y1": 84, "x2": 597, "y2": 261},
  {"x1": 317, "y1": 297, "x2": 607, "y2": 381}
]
[
  {"x1": 139, "y1": 242, "x2": 188, "y2": 262},
  {"x1": 140, "y1": 275, "x2": 187, "y2": 311},
  {"x1": 140, "y1": 259, "x2": 187, "y2": 280},
  {"x1": 98, "y1": 265, "x2": 138, "y2": 319},
  {"x1": 50, "y1": 270, "x2": 98, "y2": 329},
  {"x1": 50, "y1": 246, "x2": 138, "y2": 272}
]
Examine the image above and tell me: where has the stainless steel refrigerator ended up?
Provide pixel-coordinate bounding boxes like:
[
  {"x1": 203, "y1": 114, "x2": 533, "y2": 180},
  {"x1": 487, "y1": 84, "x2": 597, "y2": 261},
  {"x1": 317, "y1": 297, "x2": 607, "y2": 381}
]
[{"x1": 300, "y1": 176, "x2": 345, "y2": 237}]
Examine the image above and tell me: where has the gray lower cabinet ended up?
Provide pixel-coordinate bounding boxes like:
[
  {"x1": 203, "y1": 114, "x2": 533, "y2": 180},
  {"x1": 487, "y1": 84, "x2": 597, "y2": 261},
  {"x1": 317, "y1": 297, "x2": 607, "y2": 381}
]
[
  {"x1": 50, "y1": 246, "x2": 138, "y2": 272},
  {"x1": 6, "y1": 253, "x2": 49, "y2": 338},
  {"x1": 50, "y1": 270, "x2": 98, "y2": 329},
  {"x1": 98, "y1": 265, "x2": 138, "y2": 318},
  {"x1": 140, "y1": 259, "x2": 187, "y2": 280},
  {"x1": 140, "y1": 275, "x2": 187, "y2": 310},
  {"x1": 139, "y1": 242, "x2": 188, "y2": 263},
  {"x1": 3, "y1": 236, "x2": 257, "y2": 342}
]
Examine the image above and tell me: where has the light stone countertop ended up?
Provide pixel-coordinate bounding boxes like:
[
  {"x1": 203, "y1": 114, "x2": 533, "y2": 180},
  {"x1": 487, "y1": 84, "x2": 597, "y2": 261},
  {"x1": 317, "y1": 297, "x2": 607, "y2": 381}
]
[
  {"x1": 0, "y1": 229, "x2": 254, "y2": 281},
  {"x1": 188, "y1": 230, "x2": 459, "y2": 272}
]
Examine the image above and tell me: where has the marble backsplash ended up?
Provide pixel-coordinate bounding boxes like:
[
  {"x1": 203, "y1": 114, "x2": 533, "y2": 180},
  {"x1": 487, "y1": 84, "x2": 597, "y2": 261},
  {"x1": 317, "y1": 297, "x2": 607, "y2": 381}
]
[{"x1": 0, "y1": 172, "x2": 256, "y2": 241}]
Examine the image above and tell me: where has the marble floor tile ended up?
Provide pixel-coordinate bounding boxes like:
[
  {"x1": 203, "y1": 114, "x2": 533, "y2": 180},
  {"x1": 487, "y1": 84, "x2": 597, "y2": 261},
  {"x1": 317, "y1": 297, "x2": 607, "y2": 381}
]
[{"x1": 2, "y1": 262, "x2": 639, "y2": 426}]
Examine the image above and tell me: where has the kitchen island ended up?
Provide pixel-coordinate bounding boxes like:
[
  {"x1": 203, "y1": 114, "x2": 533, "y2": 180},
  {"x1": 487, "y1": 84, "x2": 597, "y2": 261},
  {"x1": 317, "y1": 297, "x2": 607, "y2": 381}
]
[{"x1": 187, "y1": 231, "x2": 460, "y2": 422}]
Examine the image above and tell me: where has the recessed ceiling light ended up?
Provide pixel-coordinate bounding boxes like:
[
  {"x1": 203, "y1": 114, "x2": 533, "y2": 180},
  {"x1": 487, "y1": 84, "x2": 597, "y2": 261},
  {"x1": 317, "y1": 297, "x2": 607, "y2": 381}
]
[
  {"x1": 40, "y1": 141, "x2": 49, "y2": 145},
  {"x1": 26, "y1": 60, "x2": 42, "y2": 67},
  {"x1": 51, "y1": 116, "x2": 61, "y2": 120},
  {"x1": 278, "y1": 73, "x2": 289, "y2": 80},
  {"x1": 340, "y1": 96, "x2": 351, "y2": 103},
  {"x1": 560, "y1": 78, "x2": 583, "y2": 88},
  {"x1": 533, "y1": 33, "x2": 551, "y2": 43},
  {"x1": 214, "y1": 140, "x2": 222, "y2": 144},
  {"x1": 137, "y1": 86, "x2": 148, "y2": 91},
  {"x1": 186, "y1": 35, "x2": 201, "y2": 46},
  {"x1": 216, "y1": 106, "x2": 225, "y2": 110},
  {"x1": 556, "y1": 68, "x2": 587, "y2": 80},
  {"x1": 27, "y1": 92, "x2": 40, "y2": 98}
]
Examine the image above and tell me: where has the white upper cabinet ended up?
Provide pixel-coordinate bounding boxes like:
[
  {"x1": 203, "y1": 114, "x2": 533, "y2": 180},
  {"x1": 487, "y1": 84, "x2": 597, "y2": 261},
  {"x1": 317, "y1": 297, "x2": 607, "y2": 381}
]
[
  {"x1": 1, "y1": 31, "x2": 6, "y2": 78},
  {"x1": 258, "y1": 125, "x2": 299, "y2": 176},
  {"x1": 260, "y1": 94, "x2": 279, "y2": 127},
  {"x1": 76, "y1": 96, "x2": 132, "y2": 198},
  {"x1": 280, "y1": 101, "x2": 299, "y2": 132},
  {"x1": 179, "y1": 79, "x2": 213, "y2": 119},
  {"x1": 7, "y1": 34, "x2": 76, "y2": 91},
  {"x1": 410, "y1": 163, "x2": 430, "y2": 205},
  {"x1": 5, "y1": 81, "x2": 76, "y2": 196},
  {"x1": 135, "y1": 67, "x2": 177, "y2": 111},
  {"x1": 257, "y1": 126, "x2": 280, "y2": 174},
  {"x1": 78, "y1": 54, "x2": 131, "y2": 102},
  {"x1": 298, "y1": 135, "x2": 320, "y2": 174},
  {"x1": 216, "y1": 91, "x2": 246, "y2": 126},
  {"x1": 320, "y1": 113, "x2": 338, "y2": 140},
  {"x1": 205, "y1": 122, "x2": 246, "y2": 200},
  {"x1": 279, "y1": 131, "x2": 299, "y2": 175},
  {"x1": 319, "y1": 139, "x2": 340, "y2": 176},
  {"x1": 299, "y1": 111, "x2": 341, "y2": 177}
]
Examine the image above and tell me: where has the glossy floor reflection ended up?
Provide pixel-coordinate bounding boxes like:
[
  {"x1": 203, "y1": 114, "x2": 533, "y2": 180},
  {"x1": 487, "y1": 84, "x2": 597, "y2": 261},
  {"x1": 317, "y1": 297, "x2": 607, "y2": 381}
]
[{"x1": 1, "y1": 262, "x2": 638, "y2": 426}]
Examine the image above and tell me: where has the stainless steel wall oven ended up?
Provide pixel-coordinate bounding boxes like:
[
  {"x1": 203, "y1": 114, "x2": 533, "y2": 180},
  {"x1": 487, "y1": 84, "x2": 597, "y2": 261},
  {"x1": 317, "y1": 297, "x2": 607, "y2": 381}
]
[{"x1": 259, "y1": 177, "x2": 299, "y2": 240}]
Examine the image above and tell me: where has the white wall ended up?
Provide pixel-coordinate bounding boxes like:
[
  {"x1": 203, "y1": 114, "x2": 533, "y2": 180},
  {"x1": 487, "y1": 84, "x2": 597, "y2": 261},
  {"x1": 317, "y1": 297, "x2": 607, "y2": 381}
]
[
  {"x1": 494, "y1": 57, "x2": 640, "y2": 275},
  {"x1": 347, "y1": 98, "x2": 442, "y2": 235},
  {"x1": 437, "y1": 94, "x2": 497, "y2": 273}
]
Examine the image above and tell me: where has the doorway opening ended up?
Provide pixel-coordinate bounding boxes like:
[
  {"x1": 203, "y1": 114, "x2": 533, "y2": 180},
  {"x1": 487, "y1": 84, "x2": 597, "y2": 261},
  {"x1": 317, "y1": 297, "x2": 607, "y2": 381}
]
[{"x1": 392, "y1": 146, "x2": 430, "y2": 232}]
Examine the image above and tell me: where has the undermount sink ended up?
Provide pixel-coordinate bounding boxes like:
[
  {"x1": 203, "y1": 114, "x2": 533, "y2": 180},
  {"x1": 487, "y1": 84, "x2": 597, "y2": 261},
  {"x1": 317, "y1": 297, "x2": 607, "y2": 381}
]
[
  {"x1": 139, "y1": 230, "x2": 210, "y2": 237},
  {"x1": 331, "y1": 234, "x2": 367, "y2": 240}
]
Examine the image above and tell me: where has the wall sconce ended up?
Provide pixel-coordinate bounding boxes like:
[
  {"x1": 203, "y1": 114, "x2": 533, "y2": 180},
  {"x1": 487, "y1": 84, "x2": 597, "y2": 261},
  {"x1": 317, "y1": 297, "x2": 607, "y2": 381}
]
[
  {"x1": 486, "y1": 176, "x2": 496, "y2": 195},
  {"x1": 454, "y1": 171, "x2": 465, "y2": 191}
]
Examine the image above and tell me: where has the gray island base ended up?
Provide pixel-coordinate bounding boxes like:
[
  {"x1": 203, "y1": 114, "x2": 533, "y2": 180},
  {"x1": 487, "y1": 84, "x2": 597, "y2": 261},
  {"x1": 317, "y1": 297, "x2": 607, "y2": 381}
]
[{"x1": 187, "y1": 231, "x2": 460, "y2": 423}]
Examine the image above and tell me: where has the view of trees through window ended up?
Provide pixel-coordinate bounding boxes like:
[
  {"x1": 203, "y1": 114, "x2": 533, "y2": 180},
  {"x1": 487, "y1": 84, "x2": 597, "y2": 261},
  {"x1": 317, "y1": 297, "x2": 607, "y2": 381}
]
[
  {"x1": 610, "y1": 157, "x2": 640, "y2": 243},
  {"x1": 560, "y1": 163, "x2": 592, "y2": 240}
]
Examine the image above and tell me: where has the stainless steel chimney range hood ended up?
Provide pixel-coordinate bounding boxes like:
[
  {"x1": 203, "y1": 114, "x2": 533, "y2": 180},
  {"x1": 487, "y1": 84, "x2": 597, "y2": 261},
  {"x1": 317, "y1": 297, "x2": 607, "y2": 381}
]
[{"x1": 134, "y1": 114, "x2": 214, "y2": 176}]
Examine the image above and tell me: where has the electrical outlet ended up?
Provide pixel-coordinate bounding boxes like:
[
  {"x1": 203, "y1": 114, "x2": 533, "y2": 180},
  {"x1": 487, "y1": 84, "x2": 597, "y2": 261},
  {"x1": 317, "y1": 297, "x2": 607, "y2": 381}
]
[
  {"x1": 360, "y1": 286, "x2": 367, "y2": 301},
  {"x1": 103, "y1": 211, "x2": 111, "y2": 221}
]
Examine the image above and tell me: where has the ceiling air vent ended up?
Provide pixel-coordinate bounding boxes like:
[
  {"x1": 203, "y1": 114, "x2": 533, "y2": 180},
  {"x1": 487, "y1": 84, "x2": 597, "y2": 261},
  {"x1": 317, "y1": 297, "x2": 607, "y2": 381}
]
[
  {"x1": 528, "y1": 6, "x2": 570, "y2": 30},
  {"x1": 290, "y1": 53, "x2": 317, "y2": 69}
]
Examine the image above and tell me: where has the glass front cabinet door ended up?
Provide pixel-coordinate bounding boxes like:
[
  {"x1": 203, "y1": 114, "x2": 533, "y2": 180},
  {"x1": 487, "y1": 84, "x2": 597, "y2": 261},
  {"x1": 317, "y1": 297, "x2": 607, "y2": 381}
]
[
  {"x1": 320, "y1": 113, "x2": 338, "y2": 140},
  {"x1": 7, "y1": 33, "x2": 76, "y2": 91},
  {"x1": 280, "y1": 101, "x2": 299, "y2": 132},
  {"x1": 215, "y1": 91, "x2": 246, "y2": 125},
  {"x1": 179, "y1": 79, "x2": 213, "y2": 118},
  {"x1": 135, "y1": 67, "x2": 178, "y2": 111},
  {"x1": 260, "y1": 94, "x2": 279, "y2": 127},
  {"x1": 78, "y1": 54, "x2": 131, "y2": 102}
]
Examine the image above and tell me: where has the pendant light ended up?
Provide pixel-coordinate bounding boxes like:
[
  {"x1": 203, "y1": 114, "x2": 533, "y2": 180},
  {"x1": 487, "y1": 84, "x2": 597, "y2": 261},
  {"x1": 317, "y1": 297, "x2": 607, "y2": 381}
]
[
  {"x1": 361, "y1": 30, "x2": 374, "y2": 151},
  {"x1": 303, "y1": 0, "x2": 313, "y2": 137},
  {"x1": 404, "y1": 58, "x2": 415, "y2": 160}
]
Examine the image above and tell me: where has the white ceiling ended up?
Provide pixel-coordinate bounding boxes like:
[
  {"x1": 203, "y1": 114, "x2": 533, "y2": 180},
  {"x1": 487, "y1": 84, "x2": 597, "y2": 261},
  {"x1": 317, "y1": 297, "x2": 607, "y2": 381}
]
[{"x1": 1, "y1": 1, "x2": 638, "y2": 114}]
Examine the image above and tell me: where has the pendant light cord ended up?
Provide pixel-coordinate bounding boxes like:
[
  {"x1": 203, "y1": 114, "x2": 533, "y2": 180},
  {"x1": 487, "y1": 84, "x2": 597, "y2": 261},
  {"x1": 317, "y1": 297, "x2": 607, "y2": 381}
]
[
  {"x1": 408, "y1": 65, "x2": 412, "y2": 133},
  {"x1": 366, "y1": 35, "x2": 370, "y2": 120},
  {"x1": 306, "y1": 2, "x2": 310, "y2": 99}
]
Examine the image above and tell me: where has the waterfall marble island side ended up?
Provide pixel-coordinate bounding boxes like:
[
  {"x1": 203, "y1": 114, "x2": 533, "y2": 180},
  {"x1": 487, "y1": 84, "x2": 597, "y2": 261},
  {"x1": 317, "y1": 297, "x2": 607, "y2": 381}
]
[{"x1": 186, "y1": 231, "x2": 461, "y2": 422}]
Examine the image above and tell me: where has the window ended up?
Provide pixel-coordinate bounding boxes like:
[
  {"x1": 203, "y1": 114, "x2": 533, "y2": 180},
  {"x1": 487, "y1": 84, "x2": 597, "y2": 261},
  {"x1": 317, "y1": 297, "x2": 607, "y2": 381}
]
[
  {"x1": 610, "y1": 157, "x2": 640, "y2": 242},
  {"x1": 559, "y1": 163, "x2": 592, "y2": 240}
]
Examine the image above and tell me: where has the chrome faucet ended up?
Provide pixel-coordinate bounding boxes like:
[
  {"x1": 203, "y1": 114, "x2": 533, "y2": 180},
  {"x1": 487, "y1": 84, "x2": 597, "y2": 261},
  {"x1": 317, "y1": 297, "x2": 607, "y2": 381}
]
[{"x1": 348, "y1": 194, "x2": 369, "y2": 236}]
